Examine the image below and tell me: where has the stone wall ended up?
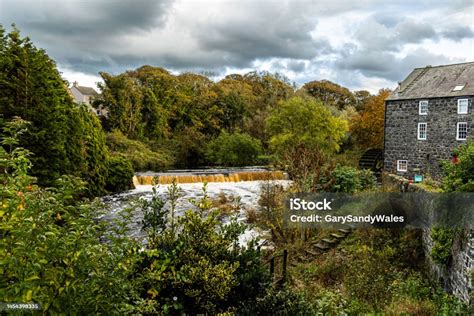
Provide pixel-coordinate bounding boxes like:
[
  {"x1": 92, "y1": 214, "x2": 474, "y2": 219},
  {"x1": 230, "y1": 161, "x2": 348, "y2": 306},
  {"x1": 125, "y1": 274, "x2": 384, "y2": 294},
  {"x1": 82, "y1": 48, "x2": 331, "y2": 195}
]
[
  {"x1": 389, "y1": 174, "x2": 473, "y2": 306},
  {"x1": 384, "y1": 97, "x2": 474, "y2": 178}
]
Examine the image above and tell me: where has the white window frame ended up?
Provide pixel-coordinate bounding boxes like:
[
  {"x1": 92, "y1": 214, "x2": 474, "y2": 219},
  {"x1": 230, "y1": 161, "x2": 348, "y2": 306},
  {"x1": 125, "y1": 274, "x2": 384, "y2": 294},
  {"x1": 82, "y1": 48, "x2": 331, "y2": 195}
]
[
  {"x1": 457, "y1": 99, "x2": 468, "y2": 114},
  {"x1": 456, "y1": 122, "x2": 468, "y2": 141},
  {"x1": 419, "y1": 100, "x2": 428, "y2": 115},
  {"x1": 417, "y1": 122, "x2": 427, "y2": 140},
  {"x1": 397, "y1": 160, "x2": 408, "y2": 172}
]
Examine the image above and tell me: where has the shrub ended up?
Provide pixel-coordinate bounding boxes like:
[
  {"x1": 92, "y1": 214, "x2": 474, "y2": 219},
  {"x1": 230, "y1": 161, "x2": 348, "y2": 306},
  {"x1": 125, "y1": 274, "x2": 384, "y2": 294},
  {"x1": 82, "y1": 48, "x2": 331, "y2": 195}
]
[
  {"x1": 330, "y1": 165, "x2": 376, "y2": 193},
  {"x1": 106, "y1": 130, "x2": 173, "y2": 171},
  {"x1": 0, "y1": 122, "x2": 139, "y2": 314},
  {"x1": 430, "y1": 227, "x2": 456, "y2": 265},
  {"x1": 238, "y1": 286, "x2": 316, "y2": 315},
  {"x1": 205, "y1": 131, "x2": 263, "y2": 166},
  {"x1": 105, "y1": 155, "x2": 134, "y2": 193},
  {"x1": 135, "y1": 184, "x2": 271, "y2": 315},
  {"x1": 442, "y1": 141, "x2": 474, "y2": 192}
]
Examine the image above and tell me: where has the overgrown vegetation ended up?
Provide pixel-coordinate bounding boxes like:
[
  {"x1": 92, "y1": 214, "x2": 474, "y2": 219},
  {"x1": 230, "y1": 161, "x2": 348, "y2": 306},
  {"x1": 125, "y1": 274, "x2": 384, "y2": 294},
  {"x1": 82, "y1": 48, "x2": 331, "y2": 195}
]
[{"x1": 106, "y1": 129, "x2": 173, "y2": 171}]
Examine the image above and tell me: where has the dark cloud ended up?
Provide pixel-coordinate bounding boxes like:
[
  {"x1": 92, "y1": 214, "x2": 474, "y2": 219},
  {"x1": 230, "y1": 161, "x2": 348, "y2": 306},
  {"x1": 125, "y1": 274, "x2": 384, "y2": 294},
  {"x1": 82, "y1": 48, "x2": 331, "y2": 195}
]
[
  {"x1": 287, "y1": 60, "x2": 307, "y2": 73},
  {"x1": 0, "y1": 0, "x2": 472, "y2": 91},
  {"x1": 440, "y1": 26, "x2": 474, "y2": 41},
  {"x1": 336, "y1": 47, "x2": 454, "y2": 81},
  {"x1": 1, "y1": 0, "x2": 173, "y2": 37},
  {"x1": 189, "y1": 1, "x2": 331, "y2": 66}
]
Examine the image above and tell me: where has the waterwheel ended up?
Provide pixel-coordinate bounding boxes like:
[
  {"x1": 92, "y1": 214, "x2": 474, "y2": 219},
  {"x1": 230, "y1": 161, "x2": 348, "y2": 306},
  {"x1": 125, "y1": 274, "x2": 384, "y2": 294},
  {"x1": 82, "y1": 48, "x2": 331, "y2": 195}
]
[{"x1": 359, "y1": 148, "x2": 383, "y2": 179}]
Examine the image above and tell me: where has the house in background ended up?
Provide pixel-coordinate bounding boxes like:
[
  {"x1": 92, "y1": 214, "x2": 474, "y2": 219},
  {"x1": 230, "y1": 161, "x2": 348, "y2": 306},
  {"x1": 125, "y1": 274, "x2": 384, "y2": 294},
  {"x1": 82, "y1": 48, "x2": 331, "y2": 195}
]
[
  {"x1": 384, "y1": 62, "x2": 474, "y2": 179},
  {"x1": 69, "y1": 81, "x2": 105, "y2": 116}
]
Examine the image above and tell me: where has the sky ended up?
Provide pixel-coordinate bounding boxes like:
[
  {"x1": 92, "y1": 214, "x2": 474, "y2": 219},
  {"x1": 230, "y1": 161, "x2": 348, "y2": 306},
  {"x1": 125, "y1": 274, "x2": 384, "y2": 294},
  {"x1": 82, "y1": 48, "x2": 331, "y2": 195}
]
[{"x1": 1, "y1": 0, "x2": 473, "y2": 93}]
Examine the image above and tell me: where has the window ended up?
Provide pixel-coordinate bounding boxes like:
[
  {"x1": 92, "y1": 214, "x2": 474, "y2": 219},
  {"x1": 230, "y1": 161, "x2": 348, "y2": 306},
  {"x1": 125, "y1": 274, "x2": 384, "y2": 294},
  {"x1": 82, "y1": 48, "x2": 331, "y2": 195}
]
[
  {"x1": 457, "y1": 122, "x2": 468, "y2": 140},
  {"x1": 453, "y1": 85, "x2": 465, "y2": 91},
  {"x1": 397, "y1": 160, "x2": 408, "y2": 172},
  {"x1": 419, "y1": 100, "x2": 428, "y2": 115},
  {"x1": 458, "y1": 99, "x2": 468, "y2": 114},
  {"x1": 418, "y1": 123, "x2": 427, "y2": 140}
]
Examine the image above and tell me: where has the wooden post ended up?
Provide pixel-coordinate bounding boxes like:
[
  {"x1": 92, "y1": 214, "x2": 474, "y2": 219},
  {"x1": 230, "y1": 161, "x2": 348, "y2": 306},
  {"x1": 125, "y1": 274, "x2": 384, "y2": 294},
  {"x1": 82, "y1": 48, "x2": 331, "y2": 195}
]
[
  {"x1": 270, "y1": 257, "x2": 275, "y2": 277},
  {"x1": 282, "y1": 249, "x2": 288, "y2": 283}
]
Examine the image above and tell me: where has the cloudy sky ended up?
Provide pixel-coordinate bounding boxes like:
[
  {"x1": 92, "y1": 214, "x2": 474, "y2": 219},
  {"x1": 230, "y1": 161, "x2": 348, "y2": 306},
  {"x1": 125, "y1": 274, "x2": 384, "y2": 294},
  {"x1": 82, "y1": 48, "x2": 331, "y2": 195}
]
[{"x1": 1, "y1": 0, "x2": 473, "y2": 92}]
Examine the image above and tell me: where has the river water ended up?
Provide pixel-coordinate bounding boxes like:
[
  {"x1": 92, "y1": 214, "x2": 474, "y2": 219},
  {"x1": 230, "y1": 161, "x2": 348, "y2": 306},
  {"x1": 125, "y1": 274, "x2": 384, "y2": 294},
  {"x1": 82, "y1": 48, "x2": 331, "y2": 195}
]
[{"x1": 101, "y1": 168, "x2": 291, "y2": 246}]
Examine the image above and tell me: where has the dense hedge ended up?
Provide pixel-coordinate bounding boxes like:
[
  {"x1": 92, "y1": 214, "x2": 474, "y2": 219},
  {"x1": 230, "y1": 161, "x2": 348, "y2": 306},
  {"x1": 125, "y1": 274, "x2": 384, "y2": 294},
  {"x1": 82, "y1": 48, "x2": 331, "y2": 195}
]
[{"x1": 105, "y1": 155, "x2": 134, "y2": 193}]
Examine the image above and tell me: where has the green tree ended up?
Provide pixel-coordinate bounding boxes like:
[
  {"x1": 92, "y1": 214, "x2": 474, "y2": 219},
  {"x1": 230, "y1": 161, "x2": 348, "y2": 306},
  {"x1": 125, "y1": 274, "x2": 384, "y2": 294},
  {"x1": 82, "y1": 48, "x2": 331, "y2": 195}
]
[
  {"x1": 96, "y1": 72, "x2": 145, "y2": 139},
  {"x1": 206, "y1": 131, "x2": 263, "y2": 166},
  {"x1": 0, "y1": 25, "x2": 109, "y2": 195},
  {"x1": 266, "y1": 96, "x2": 348, "y2": 157}
]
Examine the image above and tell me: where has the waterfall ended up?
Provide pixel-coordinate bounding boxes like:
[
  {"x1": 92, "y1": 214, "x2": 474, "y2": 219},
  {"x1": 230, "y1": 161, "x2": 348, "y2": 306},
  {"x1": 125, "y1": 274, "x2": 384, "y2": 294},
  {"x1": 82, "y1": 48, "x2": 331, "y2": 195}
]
[{"x1": 133, "y1": 170, "x2": 287, "y2": 185}]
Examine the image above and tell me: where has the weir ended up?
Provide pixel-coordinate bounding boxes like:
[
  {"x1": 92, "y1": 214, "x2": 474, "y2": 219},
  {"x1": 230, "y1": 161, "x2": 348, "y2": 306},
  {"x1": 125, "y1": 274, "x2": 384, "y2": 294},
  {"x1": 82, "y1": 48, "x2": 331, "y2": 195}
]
[{"x1": 133, "y1": 170, "x2": 287, "y2": 186}]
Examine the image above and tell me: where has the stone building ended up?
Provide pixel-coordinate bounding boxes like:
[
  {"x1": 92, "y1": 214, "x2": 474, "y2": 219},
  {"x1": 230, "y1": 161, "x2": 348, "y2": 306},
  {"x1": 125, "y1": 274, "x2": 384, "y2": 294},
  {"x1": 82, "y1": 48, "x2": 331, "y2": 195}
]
[{"x1": 384, "y1": 62, "x2": 474, "y2": 179}]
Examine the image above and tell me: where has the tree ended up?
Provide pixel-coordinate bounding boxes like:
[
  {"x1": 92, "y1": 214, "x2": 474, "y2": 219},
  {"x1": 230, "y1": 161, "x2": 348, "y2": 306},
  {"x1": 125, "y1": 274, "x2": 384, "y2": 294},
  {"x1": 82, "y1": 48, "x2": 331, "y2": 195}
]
[
  {"x1": 350, "y1": 89, "x2": 390, "y2": 149},
  {"x1": 0, "y1": 25, "x2": 109, "y2": 195},
  {"x1": 302, "y1": 80, "x2": 356, "y2": 110},
  {"x1": 205, "y1": 131, "x2": 262, "y2": 166},
  {"x1": 266, "y1": 96, "x2": 348, "y2": 157},
  {"x1": 96, "y1": 72, "x2": 145, "y2": 139}
]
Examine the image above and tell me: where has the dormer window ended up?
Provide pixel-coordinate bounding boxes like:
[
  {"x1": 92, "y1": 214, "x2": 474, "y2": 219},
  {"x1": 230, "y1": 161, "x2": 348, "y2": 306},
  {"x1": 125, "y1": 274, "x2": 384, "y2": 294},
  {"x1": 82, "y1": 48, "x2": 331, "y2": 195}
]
[
  {"x1": 458, "y1": 99, "x2": 468, "y2": 114},
  {"x1": 452, "y1": 85, "x2": 465, "y2": 91},
  {"x1": 419, "y1": 100, "x2": 428, "y2": 115}
]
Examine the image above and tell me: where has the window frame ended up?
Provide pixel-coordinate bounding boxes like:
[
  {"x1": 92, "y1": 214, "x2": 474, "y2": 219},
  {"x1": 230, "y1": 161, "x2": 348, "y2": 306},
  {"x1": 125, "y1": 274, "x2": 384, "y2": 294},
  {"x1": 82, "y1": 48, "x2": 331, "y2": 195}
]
[
  {"x1": 417, "y1": 122, "x2": 427, "y2": 140},
  {"x1": 419, "y1": 100, "x2": 428, "y2": 115},
  {"x1": 457, "y1": 99, "x2": 468, "y2": 114},
  {"x1": 397, "y1": 160, "x2": 408, "y2": 172},
  {"x1": 456, "y1": 122, "x2": 468, "y2": 141}
]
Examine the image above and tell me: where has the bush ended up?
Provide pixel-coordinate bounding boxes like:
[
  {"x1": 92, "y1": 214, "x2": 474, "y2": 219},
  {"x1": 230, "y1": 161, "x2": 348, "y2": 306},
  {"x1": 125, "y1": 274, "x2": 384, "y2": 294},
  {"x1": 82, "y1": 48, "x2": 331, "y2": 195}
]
[
  {"x1": 330, "y1": 165, "x2": 376, "y2": 193},
  {"x1": 135, "y1": 184, "x2": 271, "y2": 315},
  {"x1": 0, "y1": 123, "x2": 139, "y2": 314},
  {"x1": 442, "y1": 141, "x2": 474, "y2": 192},
  {"x1": 205, "y1": 131, "x2": 263, "y2": 166},
  {"x1": 106, "y1": 130, "x2": 173, "y2": 171},
  {"x1": 105, "y1": 155, "x2": 134, "y2": 193},
  {"x1": 430, "y1": 227, "x2": 456, "y2": 265},
  {"x1": 238, "y1": 286, "x2": 316, "y2": 315}
]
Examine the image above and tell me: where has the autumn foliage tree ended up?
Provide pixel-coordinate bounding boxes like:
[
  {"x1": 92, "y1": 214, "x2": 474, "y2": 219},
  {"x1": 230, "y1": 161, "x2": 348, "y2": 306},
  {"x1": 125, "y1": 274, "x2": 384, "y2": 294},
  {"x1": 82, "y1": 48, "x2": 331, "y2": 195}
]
[
  {"x1": 301, "y1": 80, "x2": 356, "y2": 110},
  {"x1": 350, "y1": 89, "x2": 391, "y2": 149}
]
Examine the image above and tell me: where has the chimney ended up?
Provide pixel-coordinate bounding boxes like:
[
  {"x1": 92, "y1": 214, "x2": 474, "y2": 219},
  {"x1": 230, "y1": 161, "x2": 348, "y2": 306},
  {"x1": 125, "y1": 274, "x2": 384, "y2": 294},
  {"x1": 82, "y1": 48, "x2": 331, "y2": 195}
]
[{"x1": 73, "y1": 81, "x2": 78, "y2": 87}]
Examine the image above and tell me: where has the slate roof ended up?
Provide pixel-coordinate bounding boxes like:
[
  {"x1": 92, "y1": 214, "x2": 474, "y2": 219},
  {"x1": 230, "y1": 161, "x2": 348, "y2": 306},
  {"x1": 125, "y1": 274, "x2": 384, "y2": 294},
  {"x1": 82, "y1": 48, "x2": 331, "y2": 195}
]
[
  {"x1": 74, "y1": 85, "x2": 99, "y2": 96},
  {"x1": 387, "y1": 62, "x2": 474, "y2": 101}
]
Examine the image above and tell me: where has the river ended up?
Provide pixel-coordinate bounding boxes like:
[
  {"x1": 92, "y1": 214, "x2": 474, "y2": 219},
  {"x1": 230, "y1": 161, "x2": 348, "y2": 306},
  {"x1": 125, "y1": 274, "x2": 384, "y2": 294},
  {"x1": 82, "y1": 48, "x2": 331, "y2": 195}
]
[{"x1": 101, "y1": 168, "x2": 291, "y2": 246}]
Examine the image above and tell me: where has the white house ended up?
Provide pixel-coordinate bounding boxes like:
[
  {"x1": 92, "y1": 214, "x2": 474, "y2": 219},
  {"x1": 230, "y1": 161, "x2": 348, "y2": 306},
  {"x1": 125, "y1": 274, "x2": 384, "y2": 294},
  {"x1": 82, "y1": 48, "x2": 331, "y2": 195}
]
[{"x1": 69, "y1": 81, "x2": 105, "y2": 116}]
